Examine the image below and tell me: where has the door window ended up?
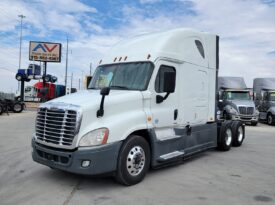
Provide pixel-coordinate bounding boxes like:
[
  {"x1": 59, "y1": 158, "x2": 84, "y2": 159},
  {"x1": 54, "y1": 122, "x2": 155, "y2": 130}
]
[{"x1": 155, "y1": 65, "x2": 176, "y2": 93}]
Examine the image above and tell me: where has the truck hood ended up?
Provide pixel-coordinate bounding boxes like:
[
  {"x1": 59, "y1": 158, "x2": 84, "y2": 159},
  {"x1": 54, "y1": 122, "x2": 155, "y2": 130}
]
[
  {"x1": 229, "y1": 100, "x2": 255, "y2": 108},
  {"x1": 46, "y1": 89, "x2": 141, "y2": 110},
  {"x1": 38, "y1": 89, "x2": 147, "y2": 147}
]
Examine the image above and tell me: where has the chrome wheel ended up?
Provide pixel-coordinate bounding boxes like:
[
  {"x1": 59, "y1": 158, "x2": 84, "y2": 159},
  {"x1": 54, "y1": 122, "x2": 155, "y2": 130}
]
[
  {"x1": 237, "y1": 126, "x2": 243, "y2": 142},
  {"x1": 267, "y1": 114, "x2": 273, "y2": 125},
  {"x1": 126, "y1": 146, "x2": 145, "y2": 176},
  {"x1": 13, "y1": 104, "x2": 22, "y2": 112},
  {"x1": 225, "y1": 128, "x2": 232, "y2": 146}
]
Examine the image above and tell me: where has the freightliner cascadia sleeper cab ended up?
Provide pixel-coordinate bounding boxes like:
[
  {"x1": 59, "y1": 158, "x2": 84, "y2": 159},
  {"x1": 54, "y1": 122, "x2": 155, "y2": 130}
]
[{"x1": 32, "y1": 29, "x2": 245, "y2": 185}]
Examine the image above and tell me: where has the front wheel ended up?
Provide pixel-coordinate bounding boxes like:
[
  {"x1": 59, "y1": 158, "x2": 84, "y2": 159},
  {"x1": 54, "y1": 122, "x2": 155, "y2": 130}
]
[
  {"x1": 115, "y1": 135, "x2": 150, "y2": 186},
  {"x1": 267, "y1": 113, "x2": 274, "y2": 125},
  {"x1": 13, "y1": 102, "x2": 24, "y2": 113}
]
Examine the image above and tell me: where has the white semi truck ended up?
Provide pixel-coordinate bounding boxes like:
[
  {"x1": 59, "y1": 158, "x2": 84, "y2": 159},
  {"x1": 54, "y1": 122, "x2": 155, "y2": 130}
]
[
  {"x1": 253, "y1": 78, "x2": 275, "y2": 125},
  {"x1": 32, "y1": 29, "x2": 245, "y2": 185}
]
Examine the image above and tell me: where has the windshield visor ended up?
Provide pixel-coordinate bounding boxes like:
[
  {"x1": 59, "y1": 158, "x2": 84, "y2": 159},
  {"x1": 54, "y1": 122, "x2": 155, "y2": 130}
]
[{"x1": 88, "y1": 62, "x2": 154, "y2": 91}]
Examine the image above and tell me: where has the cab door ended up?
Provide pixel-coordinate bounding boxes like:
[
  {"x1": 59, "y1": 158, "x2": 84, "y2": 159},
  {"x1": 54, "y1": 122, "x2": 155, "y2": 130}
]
[{"x1": 150, "y1": 61, "x2": 179, "y2": 130}]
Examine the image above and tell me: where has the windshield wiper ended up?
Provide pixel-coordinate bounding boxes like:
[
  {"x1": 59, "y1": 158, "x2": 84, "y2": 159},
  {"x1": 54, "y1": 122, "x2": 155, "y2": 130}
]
[{"x1": 110, "y1": 85, "x2": 129, "y2": 90}]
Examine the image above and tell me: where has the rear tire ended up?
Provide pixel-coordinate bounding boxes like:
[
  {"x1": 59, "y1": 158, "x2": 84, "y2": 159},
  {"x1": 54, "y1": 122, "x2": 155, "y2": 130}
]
[
  {"x1": 0, "y1": 104, "x2": 3, "y2": 115},
  {"x1": 115, "y1": 135, "x2": 150, "y2": 186},
  {"x1": 218, "y1": 121, "x2": 233, "y2": 151},
  {"x1": 15, "y1": 73, "x2": 22, "y2": 81},
  {"x1": 267, "y1": 113, "x2": 274, "y2": 125},
  {"x1": 231, "y1": 121, "x2": 245, "y2": 147},
  {"x1": 13, "y1": 102, "x2": 24, "y2": 113}
]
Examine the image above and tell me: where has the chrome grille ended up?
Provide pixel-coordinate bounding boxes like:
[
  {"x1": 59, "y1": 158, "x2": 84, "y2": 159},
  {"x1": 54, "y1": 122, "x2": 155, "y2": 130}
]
[
  {"x1": 35, "y1": 108, "x2": 77, "y2": 146},
  {"x1": 238, "y1": 106, "x2": 254, "y2": 115}
]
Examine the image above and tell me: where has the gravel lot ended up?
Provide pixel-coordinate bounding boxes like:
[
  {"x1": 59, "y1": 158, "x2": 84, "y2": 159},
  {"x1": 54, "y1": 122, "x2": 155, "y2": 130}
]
[{"x1": 0, "y1": 111, "x2": 274, "y2": 205}]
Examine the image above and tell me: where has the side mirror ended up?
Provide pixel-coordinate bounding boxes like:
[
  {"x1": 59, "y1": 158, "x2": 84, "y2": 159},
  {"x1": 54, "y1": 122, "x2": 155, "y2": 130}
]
[
  {"x1": 100, "y1": 87, "x2": 110, "y2": 96},
  {"x1": 97, "y1": 87, "x2": 110, "y2": 117},
  {"x1": 156, "y1": 72, "x2": 175, "y2": 104}
]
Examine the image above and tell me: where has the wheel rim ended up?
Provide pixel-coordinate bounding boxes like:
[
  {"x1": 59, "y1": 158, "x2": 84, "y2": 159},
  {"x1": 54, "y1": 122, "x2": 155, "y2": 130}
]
[
  {"x1": 225, "y1": 128, "x2": 232, "y2": 146},
  {"x1": 268, "y1": 115, "x2": 272, "y2": 124},
  {"x1": 13, "y1": 104, "x2": 22, "y2": 111},
  {"x1": 237, "y1": 126, "x2": 243, "y2": 142},
  {"x1": 126, "y1": 146, "x2": 145, "y2": 176}
]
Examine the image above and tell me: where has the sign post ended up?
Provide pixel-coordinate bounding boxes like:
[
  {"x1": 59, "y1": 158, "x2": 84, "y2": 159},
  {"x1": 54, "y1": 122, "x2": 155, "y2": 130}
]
[{"x1": 29, "y1": 41, "x2": 62, "y2": 102}]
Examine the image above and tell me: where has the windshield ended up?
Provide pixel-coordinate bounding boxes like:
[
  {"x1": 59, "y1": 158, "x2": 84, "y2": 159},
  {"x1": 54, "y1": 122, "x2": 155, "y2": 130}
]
[
  {"x1": 88, "y1": 62, "x2": 154, "y2": 91},
  {"x1": 269, "y1": 92, "x2": 275, "y2": 101},
  {"x1": 225, "y1": 91, "x2": 250, "y2": 100}
]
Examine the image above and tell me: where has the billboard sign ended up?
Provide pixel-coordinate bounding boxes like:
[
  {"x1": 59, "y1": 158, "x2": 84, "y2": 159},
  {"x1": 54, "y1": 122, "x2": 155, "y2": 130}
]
[{"x1": 29, "y1": 41, "x2": 62, "y2": 62}]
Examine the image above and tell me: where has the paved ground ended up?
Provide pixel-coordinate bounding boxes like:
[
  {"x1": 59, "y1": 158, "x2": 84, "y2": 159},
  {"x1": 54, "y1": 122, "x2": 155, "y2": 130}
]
[{"x1": 0, "y1": 111, "x2": 274, "y2": 205}]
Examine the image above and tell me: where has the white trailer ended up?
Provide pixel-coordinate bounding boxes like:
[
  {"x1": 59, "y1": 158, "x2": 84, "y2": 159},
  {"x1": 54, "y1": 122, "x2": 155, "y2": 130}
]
[{"x1": 32, "y1": 29, "x2": 245, "y2": 185}]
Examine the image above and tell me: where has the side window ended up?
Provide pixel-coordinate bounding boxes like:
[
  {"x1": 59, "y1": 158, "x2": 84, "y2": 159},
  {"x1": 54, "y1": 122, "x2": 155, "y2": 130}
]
[
  {"x1": 155, "y1": 65, "x2": 176, "y2": 93},
  {"x1": 195, "y1": 40, "x2": 205, "y2": 58}
]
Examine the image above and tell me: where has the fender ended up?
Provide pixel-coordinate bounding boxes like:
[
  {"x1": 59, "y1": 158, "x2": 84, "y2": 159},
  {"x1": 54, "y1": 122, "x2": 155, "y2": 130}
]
[{"x1": 267, "y1": 107, "x2": 275, "y2": 115}]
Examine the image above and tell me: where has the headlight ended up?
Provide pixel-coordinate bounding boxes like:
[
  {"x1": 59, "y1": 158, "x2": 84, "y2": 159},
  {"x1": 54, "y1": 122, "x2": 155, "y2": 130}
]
[
  {"x1": 79, "y1": 128, "x2": 109, "y2": 147},
  {"x1": 228, "y1": 107, "x2": 238, "y2": 115}
]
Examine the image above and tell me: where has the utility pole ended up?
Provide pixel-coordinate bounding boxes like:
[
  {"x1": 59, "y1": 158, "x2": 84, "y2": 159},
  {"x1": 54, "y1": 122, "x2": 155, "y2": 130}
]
[
  {"x1": 81, "y1": 70, "x2": 84, "y2": 90},
  {"x1": 18, "y1": 14, "x2": 26, "y2": 92},
  {"x1": 71, "y1": 72, "x2": 73, "y2": 91},
  {"x1": 79, "y1": 78, "x2": 81, "y2": 90},
  {"x1": 65, "y1": 36, "x2": 69, "y2": 90}
]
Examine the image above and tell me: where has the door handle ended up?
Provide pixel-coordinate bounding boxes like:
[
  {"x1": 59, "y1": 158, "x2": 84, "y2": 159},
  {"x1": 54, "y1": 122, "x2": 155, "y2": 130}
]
[
  {"x1": 186, "y1": 124, "x2": 192, "y2": 136},
  {"x1": 174, "y1": 109, "x2": 178, "y2": 120}
]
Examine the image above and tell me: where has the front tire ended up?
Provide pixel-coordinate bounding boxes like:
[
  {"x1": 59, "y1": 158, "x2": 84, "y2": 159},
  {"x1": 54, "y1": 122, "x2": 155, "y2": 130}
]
[
  {"x1": 13, "y1": 102, "x2": 24, "y2": 113},
  {"x1": 115, "y1": 135, "x2": 150, "y2": 186},
  {"x1": 267, "y1": 113, "x2": 274, "y2": 125}
]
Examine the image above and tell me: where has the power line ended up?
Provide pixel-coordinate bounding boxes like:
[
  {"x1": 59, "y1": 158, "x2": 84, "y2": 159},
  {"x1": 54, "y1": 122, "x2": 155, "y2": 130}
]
[{"x1": 0, "y1": 67, "x2": 16, "y2": 74}]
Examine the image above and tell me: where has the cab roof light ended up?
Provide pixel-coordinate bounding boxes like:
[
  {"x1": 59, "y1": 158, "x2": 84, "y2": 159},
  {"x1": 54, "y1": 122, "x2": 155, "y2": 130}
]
[
  {"x1": 124, "y1": 56, "x2": 128, "y2": 61},
  {"x1": 99, "y1": 59, "x2": 102, "y2": 64},
  {"x1": 114, "y1": 57, "x2": 117, "y2": 62},
  {"x1": 119, "y1": 57, "x2": 122, "y2": 61},
  {"x1": 147, "y1": 54, "x2": 151, "y2": 59}
]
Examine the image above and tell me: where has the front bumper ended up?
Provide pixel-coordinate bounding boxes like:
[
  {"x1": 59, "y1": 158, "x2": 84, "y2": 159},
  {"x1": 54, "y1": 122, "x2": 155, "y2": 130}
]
[
  {"x1": 231, "y1": 114, "x2": 258, "y2": 122},
  {"x1": 32, "y1": 139, "x2": 122, "y2": 175}
]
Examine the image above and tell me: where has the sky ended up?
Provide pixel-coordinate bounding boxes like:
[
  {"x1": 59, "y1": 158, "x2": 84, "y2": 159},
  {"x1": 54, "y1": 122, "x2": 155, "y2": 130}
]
[{"x1": 0, "y1": 0, "x2": 275, "y2": 93}]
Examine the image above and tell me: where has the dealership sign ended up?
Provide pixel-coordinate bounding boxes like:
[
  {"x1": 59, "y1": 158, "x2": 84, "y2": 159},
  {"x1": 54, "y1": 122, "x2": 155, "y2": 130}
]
[{"x1": 29, "y1": 41, "x2": 62, "y2": 62}]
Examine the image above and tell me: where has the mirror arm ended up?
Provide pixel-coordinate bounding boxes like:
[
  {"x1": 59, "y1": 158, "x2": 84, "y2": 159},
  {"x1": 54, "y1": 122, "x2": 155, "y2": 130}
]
[
  {"x1": 156, "y1": 92, "x2": 170, "y2": 104},
  {"x1": 97, "y1": 95, "x2": 106, "y2": 117}
]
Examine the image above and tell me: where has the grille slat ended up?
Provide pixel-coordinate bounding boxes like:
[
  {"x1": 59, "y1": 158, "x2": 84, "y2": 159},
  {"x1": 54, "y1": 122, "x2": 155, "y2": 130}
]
[
  {"x1": 35, "y1": 108, "x2": 77, "y2": 146},
  {"x1": 238, "y1": 106, "x2": 254, "y2": 115},
  {"x1": 36, "y1": 132, "x2": 73, "y2": 141}
]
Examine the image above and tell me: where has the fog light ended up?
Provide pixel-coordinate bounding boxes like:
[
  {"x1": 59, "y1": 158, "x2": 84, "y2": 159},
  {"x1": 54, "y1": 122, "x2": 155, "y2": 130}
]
[{"x1": 81, "y1": 160, "x2": 91, "y2": 167}]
